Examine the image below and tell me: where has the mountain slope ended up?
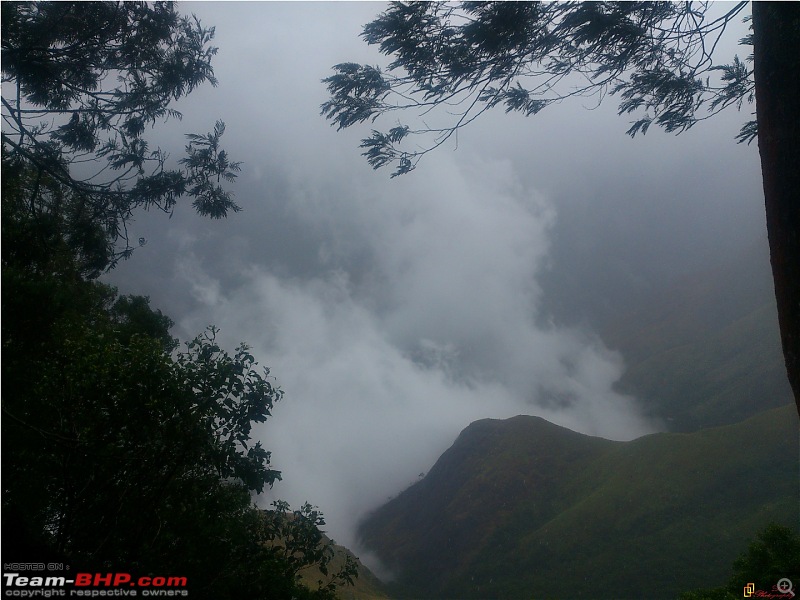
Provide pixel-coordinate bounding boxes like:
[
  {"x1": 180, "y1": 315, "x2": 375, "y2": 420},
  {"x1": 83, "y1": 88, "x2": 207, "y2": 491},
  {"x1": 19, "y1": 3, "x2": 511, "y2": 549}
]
[
  {"x1": 599, "y1": 240, "x2": 792, "y2": 430},
  {"x1": 295, "y1": 537, "x2": 390, "y2": 600},
  {"x1": 359, "y1": 405, "x2": 799, "y2": 599}
]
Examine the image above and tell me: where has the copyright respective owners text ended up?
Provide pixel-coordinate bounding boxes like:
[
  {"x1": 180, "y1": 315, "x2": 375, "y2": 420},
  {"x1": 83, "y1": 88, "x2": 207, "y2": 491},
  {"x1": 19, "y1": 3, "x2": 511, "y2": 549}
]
[{"x1": 3, "y1": 564, "x2": 189, "y2": 597}]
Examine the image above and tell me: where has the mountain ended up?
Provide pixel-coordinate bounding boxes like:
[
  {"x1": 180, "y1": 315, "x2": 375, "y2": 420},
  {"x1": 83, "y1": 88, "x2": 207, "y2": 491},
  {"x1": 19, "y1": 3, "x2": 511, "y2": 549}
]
[
  {"x1": 359, "y1": 405, "x2": 799, "y2": 599},
  {"x1": 599, "y1": 239, "x2": 793, "y2": 431},
  {"x1": 539, "y1": 231, "x2": 792, "y2": 432}
]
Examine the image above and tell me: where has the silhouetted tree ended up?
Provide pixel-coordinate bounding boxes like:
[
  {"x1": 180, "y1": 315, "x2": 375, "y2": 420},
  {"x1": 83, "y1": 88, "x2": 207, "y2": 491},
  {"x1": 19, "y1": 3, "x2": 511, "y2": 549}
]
[
  {"x1": 2, "y1": 3, "x2": 358, "y2": 596},
  {"x1": 1, "y1": 1, "x2": 241, "y2": 269},
  {"x1": 323, "y1": 1, "x2": 800, "y2": 419},
  {"x1": 2, "y1": 155, "x2": 357, "y2": 600},
  {"x1": 1, "y1": 262, "x2": 354, "y2": 597},
  {"x1": 679, "y1": 523, "x2": 800, "y2": 599}
]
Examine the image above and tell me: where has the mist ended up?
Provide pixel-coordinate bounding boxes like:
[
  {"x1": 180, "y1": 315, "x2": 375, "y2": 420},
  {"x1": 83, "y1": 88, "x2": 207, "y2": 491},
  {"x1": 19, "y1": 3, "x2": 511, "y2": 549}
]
[{"x1": 104, "y1": 2, "x2": 764, "y2": 559}]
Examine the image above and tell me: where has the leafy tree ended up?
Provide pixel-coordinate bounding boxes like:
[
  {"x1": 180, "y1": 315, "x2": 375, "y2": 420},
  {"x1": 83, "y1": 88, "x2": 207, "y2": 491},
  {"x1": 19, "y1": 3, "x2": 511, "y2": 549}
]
[
  {"x1": 2, "y1": 180, "x2": 357, "y2": 596},
  {"x1": 1, "y1": 147, "x2": 112, "y2": 277},
  {"x1": 266, "y1": 501, "x2": 359, "y2": 598},
  {"x1": 323, "y1": 2, "x2": 754, "y2": 175},
  {"x1": 1, "y1": 273, "x2": 354, "y2": 597},
  {"x1": 322, "y1": 1, "x2": 800, "y2": 419},
  {"x1": 2, "y1": 3, "x2": 358, "y2": 597},
  {"x1": 728, "y1": 523, "x2": 800, "y2": 596},
  {"x1": 679, "y1": 524, "x2": 800, "y2": 600},
  {"x1": 1, "y1": 1, "x2": 242, "y2": 269}
]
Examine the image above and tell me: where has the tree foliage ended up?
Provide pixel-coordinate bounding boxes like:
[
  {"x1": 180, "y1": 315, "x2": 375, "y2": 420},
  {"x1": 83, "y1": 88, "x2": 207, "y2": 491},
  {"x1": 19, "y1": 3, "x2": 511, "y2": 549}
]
[
  {"x1": 267, "y1": 501, "x2": 359, "y2": 597},
  {"x1": 1, "y1": 1, "x2": 241, "y2": 268},
  {"x1": 2, "y1": 160, "x2": 356, "y2": 600},
  {"x1": 322, "y1": 1, "x2": 752, "y2": 177},
  {"x1": 2, "y1": 3, "x2": 358, "y2": 597},
  {"x1": 679, "y1": 524, "x2": 800, "y2": 600},
  {"x1": 1, "y1": 270, "x2": 355, "y2": 597}
]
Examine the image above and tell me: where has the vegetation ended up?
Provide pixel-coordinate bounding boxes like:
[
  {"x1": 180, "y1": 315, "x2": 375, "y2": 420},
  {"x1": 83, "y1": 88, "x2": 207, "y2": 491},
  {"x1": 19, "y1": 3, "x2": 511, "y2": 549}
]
[
  {"x1": 1, "y1": 1, "x2": 242, "y2": 269},
  {"x1": 2, "y1": 2, "x2": 357, "y2": 598},
  {"x1": 359, "y1": 407, "x2": 798, "y2": 599},
  {"x1": 323, "y1": 1, "x2": 800, "y2": 420},
  {"x1": 2, "y1": 160, "x2": 356, "y2": 598},
  {"x1": 290, "y1": 527, "x2": 392, "y2": 600},
  {"x1": 600, "y1": 243, "x2": 792, "y2": 430},
  {"x1": 680, "y1": 524, "x2": 800, "y2": 600},
  {"x1": 323, "y1": 2, "x2": 754, "y2": 176}
]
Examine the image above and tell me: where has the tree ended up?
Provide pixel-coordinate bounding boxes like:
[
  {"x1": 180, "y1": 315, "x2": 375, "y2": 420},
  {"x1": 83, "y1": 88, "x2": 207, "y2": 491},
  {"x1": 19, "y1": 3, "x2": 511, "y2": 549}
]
[
  {"x1": 322, "y1": 1, "x2": 800, "y2": 419},
  {"x1": 750, "y1": 3, "x2": 800, "y2": 423},
  {"x1": 2, "y1": 3, "x2": 359, "y2": 596},
  {"x1": 1, "y1": 268, "x2": 354, "y2": 597},
  {"x1": 2, "y1": 163, "x2": 358, "y2": 597},
  {"x1": 679, "y1": 523, "x2": 800, "y2": 599},
  {"x1": 1, "y1": 1, "x2": 242, "y2": 270}
]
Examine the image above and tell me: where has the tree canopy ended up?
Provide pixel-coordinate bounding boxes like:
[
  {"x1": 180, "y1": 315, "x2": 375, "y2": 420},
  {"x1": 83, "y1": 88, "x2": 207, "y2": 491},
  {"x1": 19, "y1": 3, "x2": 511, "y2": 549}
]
[
  {"x1": 680, "y1": 524, "x2": 800, "y2": 600},
  {"x1": 1, "y1": 1, "x2": 241, "y2": 270},
  {"x1": 323, "y1": 1, "x2": 752, "y2": 177},
  {"x1": 1, "y1": 248, "x2": 356, "y2": 595},
  {"x1": 2, "y1": 2, "x2": 358, "y2": 597}
]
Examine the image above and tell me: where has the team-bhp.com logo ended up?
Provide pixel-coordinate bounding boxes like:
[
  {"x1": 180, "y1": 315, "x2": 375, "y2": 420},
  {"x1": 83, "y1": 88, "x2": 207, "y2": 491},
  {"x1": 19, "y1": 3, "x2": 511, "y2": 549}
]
[
  {"x1": 744, "y1": 578, "x2": 795, "y2": 599},
  {"x1": 4, "y1": 571, "x2": 188, "y2": 596}
]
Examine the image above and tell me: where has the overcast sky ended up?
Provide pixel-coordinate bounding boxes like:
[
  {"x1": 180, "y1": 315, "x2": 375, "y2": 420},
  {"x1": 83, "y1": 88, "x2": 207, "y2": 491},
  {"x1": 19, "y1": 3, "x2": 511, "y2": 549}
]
[{"x1": 104, "y1": 2, "x2": 766, "y2": 564}]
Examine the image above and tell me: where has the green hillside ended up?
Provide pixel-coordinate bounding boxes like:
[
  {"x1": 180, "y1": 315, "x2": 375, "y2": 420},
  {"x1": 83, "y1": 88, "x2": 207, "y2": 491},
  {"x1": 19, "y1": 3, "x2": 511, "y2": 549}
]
[
  {"x1": 600, "y1": 241, "x2": 792, "y2": 431},
  {"x1": 294, "y1": 537, "x2": 391, "y2": 600},
  {"x1": 359, "y1": 405, "x2": 799, "y2": 599}
]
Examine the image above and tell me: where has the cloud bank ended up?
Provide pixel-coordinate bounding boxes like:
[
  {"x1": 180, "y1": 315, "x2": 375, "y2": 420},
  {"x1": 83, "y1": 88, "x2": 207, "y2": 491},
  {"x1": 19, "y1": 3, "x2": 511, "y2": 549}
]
[
  {"x1": 167, "y1": 154, "x2": 659, "y2": 556},
  {"x1": 101, "y1": 2, "x2": 762, "y2": 566}
]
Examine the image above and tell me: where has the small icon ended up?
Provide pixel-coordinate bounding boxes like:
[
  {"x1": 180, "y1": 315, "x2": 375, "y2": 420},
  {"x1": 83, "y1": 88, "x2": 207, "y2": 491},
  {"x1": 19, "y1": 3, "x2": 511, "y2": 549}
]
[
  {"x1": 777, "y1": 578, "x2": 795, "y2": 598},
  {"x1": 744, "y1": 583, "x2": 755, "y2": 597}
]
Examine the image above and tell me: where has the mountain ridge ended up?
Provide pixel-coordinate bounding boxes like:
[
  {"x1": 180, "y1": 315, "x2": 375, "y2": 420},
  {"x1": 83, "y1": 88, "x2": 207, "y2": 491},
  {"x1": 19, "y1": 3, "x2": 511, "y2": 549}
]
[{"x1": 359, "y1": 404, "x2": 799, "y2": 599}]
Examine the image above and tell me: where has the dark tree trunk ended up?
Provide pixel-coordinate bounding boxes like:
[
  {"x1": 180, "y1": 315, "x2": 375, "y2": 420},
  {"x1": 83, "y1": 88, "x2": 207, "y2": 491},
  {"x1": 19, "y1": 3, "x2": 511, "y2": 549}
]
[{"x1": 752, "y1": 2, "x2": 800, "y2": 418}]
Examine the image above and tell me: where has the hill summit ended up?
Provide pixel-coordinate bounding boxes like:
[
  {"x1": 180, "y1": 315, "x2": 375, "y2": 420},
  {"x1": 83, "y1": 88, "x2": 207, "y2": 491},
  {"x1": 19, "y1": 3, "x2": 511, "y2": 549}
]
[{"x1": 359, "y1": 405, "x2": 798, "y2": 599}]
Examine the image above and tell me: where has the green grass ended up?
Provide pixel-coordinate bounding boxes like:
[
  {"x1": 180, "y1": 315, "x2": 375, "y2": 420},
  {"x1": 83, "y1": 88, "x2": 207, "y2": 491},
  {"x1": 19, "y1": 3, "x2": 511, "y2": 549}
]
[
  {"x1": 597, "y1": 242, "x2": 792, "y2": 432},
  {"x1": 614, "y1": 301, "x2": 792, "y2": 430}
]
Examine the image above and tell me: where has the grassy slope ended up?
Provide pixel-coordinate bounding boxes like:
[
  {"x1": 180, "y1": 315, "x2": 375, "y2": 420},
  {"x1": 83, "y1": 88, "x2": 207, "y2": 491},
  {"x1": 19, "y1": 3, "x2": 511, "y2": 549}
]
[
  {"x1": 360, "y1": 405, "x2": 799, "y2": 599},
  {"x1": 360, "y1": 416, "x2": 620, "y2": 595},
  {"x1": 293, "y1": 535, "x2": 391, "y2": 600},
  {"x1": 600, "y1": 241, "x2": 792, "y2": 431}
]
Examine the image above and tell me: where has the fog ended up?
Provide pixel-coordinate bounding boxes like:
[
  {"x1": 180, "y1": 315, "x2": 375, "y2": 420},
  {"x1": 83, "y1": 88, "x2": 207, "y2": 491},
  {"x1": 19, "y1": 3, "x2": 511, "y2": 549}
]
[{"x1": 104, "y1": 2, "x2": 765, "y2": 559}]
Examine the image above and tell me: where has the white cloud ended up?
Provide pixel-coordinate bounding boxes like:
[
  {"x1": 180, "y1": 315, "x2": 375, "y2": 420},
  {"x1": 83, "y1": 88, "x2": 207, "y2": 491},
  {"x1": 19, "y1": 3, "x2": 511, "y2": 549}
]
[
  {"x1": 170, "y1": 155, "x2": 658, "y2": 557},
  {"x1": 98, "y1": 2, "x2": 758, "y2": 570}
]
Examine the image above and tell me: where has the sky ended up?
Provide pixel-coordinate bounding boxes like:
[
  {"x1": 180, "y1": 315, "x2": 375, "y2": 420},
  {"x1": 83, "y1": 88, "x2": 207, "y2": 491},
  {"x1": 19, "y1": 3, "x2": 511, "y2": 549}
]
[{"x1": 103, "y1": 1, "x2": 767, "y2": 565}]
